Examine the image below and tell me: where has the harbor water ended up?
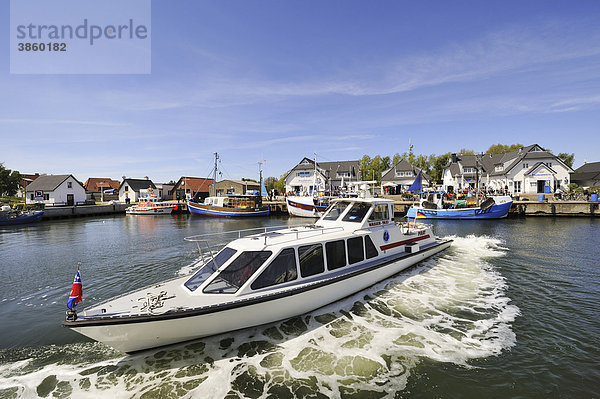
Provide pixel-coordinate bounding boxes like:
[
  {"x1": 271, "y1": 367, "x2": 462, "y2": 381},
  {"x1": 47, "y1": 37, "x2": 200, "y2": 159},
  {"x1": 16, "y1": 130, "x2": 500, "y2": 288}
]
[{"x1": 0, "y1": 215, "x2": 598, "y2": 398}]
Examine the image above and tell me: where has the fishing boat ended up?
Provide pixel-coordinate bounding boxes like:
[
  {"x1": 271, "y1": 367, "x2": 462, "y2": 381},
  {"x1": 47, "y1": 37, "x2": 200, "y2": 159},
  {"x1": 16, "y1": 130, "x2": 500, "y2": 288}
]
[
  {"x1": 188, "y1": 193, "x2": 270, "y2": 217},
  {"x1": 187, "y1": 152, "x2": 270, "y2": 217},
  {"x1": 63, "y1": 196, "x2": 452, "y2": 353},
  {"x1": 125, "y1": 189, "x2": 176, "y2": 215},
  {"x1": 406, "y1": 191, "x2": 513, "y2": 219},
  {"x1": 286, "y1": 195, "x2": 330, "y2": 218},
  {"x1": 0, "y1": 206, "x2": 44, "y2": 226}
]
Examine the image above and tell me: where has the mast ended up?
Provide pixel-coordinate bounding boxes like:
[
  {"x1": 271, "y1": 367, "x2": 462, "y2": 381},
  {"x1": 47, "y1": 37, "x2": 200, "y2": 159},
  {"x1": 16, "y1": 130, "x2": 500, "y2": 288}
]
[
  {"x1": 213, "y1": 152, "x2": 219, "y2": 197},
  {"x1": 475, "y1": 153, "x2": 480, "y2": 206},
  {"x1": 313, "y1": 152, "x2": 317, "y2": 195}
]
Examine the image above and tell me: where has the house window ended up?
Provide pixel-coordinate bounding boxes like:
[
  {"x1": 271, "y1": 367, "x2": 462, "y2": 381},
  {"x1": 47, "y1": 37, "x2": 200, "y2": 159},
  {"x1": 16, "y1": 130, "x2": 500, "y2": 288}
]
[
  {"x1": 395, "y1": 171, "x2": 404, "y2": 177},
  {"x1": 44, "y1": 194, "x2": 49, "y2": 200},
  {"x1": 515, "y1": 181, "x2": 522, "y2": 193},
  {"x1": 523, "y1": 163, "x2": 529, "y2": 169},
  {"x1": 124, "y1": 186, "x2": 129, "y2": 191},
  {"x1": 297, "y1": 171, "x2": 310, "y2": 177},
  {"x1": 30, "y1": 194, "x2": 34, "y2": 200},
  {"x1": 495, "y1": 165, "x2": 503, "y2": 172},
  {"x1": 547, "y1": 162, "x2": 552, "y2": 167},
  {"x1": 67, "y1": 182, "x2": 72, "y2": 188},
  {"x1": 463, "y1": 167, "x2": 474, "y2": 173},
  {"x1": 298, "y1": 244, "x2": 325, "y2": 277}
]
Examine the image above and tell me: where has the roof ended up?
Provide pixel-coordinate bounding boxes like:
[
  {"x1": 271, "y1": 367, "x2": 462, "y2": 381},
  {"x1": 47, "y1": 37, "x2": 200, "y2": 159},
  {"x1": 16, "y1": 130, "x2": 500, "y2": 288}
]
[
  {"x1": 216, "y1": 179, "x2": 260, "y2": 188},
  {"x1": 525, "y1": 162, "x2": 557, "y2": 176},
  {"x1": 119, "y1": 178, "x2": 156, "y2": 191},
  {"x1": 173, "y1": 176, "x2": 215, "y2": 193},
  {"x1": 84, "y1": 177, "x2": 120, "y2": 192},
  {"x1": 381, "y1": 159, "x2": 431, "y2": 182},
  {"x1": 26, "y1": 174, "x2": 85, "y2": 192},
  {"x1": 574, "y1": 161, "x2": 600, "y2": 173},
  {"x1": 286, "y1": 157, "x2": 360, "y2": 179}
]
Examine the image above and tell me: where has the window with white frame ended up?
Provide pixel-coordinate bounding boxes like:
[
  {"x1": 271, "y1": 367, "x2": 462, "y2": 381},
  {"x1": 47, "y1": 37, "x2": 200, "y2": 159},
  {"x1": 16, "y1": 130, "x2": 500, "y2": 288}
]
[
  {"x1": 67, "y1": 182, "x2": 72, "y2": 188},
  {"x1": 523, "y1": 163, "x2": 529, "y2": 169},
  {"x1": 297, "y1": 171, "x2": 310, "y2": 177},
  {"x1": 463, "y1": 167, "x2": 474, "y2": 173}
]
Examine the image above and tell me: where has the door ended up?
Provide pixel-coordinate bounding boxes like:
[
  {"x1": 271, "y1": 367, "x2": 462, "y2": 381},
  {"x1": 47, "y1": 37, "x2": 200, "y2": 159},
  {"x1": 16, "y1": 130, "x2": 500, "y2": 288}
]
[
  {"x1": 67, "y1": 194, "x2": 74, "y2": 206},
  {"x1": 537, "y1": 180, "x2": 545, "y2": 193}
]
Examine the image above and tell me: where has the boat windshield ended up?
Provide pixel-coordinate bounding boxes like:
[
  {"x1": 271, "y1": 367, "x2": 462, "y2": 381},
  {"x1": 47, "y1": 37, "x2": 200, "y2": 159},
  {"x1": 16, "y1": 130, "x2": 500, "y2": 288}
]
[
  {"x1": 322, "y1": 201, "x2": 350, "y2": 221},
  {"x1": 342, "y1": 202, "x2": 371, "y2": 222},
  {"x1": 203, "y1": 251, "x2": 272, "y2": 294},
  {"x1": 184, "y1": 247, "x2": 237, "y2": 291}
]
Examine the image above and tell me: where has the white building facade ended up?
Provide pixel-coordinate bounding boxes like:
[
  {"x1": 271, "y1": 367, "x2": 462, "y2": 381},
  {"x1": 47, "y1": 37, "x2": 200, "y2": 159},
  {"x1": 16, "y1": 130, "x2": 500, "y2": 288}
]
[{"x1": 25, "y1": 174, "x2": 87, "y2": 206}]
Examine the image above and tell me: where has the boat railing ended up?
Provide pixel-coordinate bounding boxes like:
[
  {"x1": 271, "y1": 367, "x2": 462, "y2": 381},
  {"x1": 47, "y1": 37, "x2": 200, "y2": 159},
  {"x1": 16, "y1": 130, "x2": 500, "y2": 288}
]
[{"x1": 184, "y1": 224, "x2": 345, "y2": 246}]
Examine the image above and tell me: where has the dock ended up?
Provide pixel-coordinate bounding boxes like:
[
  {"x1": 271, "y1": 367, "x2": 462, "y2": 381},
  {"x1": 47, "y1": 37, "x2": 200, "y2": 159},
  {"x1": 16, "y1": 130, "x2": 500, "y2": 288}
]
[{"x1": 42, "y1": 204, "x2": 129, "y2": 220}]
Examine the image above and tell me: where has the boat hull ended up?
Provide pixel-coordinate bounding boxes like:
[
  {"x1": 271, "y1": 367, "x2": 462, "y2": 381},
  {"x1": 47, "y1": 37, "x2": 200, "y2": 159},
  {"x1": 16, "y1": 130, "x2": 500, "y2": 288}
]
[
  {"x1": 0, "y1": 210, "x2": 44, "y2": 226},
  {"x1": 406, "y1": 201, "x2": 513, "y2": 219},
  {"x1": 188, "y1": 201, "x2": 270, "y2": 217},
  {"x1": 286, "y1": 197, "x2": 328, "y2": 218},
  {"x1": 66, "y1": 240, "x2": 450, "y2": 353},
  {"x1": 126, "y1": 207, "x2": 175, "y2": 215}
]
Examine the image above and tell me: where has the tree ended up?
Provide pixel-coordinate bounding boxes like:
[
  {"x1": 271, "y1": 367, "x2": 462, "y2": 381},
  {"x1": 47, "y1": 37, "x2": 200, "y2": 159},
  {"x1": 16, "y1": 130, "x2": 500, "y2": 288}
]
[
  {"x1": 485, "y1": 143, "x2": 523, "y2": 154},
  {"x1": 274, "y1": 173, "x2": 287, "y2": 193},
  {"x1": 0, "y1": 163, "x2": 21, "y2": 197},
  {"x1": 392, "y1": 153, "x2": 402, "y2": 166},
  {"x1": 264, "y1": 176, "x2": 278, "y2": 192},
  {"x1": 430, "y1": 152, "x2": 451, "y2": 183},
  {"x1": 557, "y1": 153, "x2": 575, "y2": 168},
  {"x1": 458, "y1": 148, "x2": 475, "y2": 155}
]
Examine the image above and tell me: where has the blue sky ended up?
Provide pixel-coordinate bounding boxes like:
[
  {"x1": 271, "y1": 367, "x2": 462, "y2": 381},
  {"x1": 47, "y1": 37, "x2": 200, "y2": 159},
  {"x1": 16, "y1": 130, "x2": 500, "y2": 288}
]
[{"x1": 2, "y1": 0, "x2": 600, "y2": 183}]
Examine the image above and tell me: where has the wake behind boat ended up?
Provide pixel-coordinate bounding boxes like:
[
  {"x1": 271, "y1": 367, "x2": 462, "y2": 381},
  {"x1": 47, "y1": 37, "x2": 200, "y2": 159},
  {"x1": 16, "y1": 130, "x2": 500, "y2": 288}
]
[{"x1": 63, "y1": 196, "x2": 452, "y2": 353}]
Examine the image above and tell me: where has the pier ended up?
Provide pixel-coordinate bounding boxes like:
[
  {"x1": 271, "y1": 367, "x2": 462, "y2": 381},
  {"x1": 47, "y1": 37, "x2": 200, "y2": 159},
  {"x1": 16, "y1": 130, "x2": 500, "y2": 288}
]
[{"x1": 41, "y1": 204, "x2": 129, "y2": 220}]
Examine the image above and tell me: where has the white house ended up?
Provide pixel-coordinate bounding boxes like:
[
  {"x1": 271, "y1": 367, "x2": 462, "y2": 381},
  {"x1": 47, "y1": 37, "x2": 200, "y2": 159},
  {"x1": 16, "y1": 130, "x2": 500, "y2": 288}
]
[
  {"x1": 284, "y1": 158, "x2": 360, "y2": 194},
  {"x1": 443, "y1": 144, "x2": 573, "y2": 195},
  {"x1": 25, "y1": 174, "x2": 86, "y2": 206},
  {"x1": 380, "y1": 159, "x2": 431, "y2": 194},
  {"x1": 118, "y1": 178, "x2": 156, "y2": 203}
]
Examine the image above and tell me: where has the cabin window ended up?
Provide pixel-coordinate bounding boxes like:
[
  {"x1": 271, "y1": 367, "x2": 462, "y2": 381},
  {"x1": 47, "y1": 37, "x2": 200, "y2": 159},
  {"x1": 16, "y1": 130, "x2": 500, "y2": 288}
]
[
  {"x1": 203, "y1": 250, "x2": 272, "y2": 294},
  {"x1": 322, "y1": 201, "x2": 349, "y2": 221},
  {"x1": 298, "y1": 244, "x2": 325, "y2": 277},
  {"x1": 251, "y1": 248, "x2": 297, "y2": 290},
  {"x1": 368, "y1": 204, "x2": 389, "y2": 221},
  {"x1": 365, "y1": 236, "x2": 378, "y2": 259},
  {"x1": 185, "y1": 247, "x2": 237, "y2": 291},
  {"x1": 342, "y1": 203, "x2": 370, "y2": 222},
  {"x1": 326, "y1": 240, "x2": 346, "y2": 270},
  {"x1": 347, "y1": 237, "x2": 364, "y2": 264}
]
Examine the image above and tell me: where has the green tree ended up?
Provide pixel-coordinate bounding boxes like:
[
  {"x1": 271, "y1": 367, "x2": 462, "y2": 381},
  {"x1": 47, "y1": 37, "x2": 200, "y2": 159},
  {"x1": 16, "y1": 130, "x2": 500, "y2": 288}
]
[
  {"x1": 458, "y1": 148, "x2": 475, "y2": 155},
  {"x1": 485, "y1": 143, "x2": 524, "y2": 154},
  {"x1": 0, "y1": 163, "x2": 21, "y2": 197},
  {"x1": 264, "y1": 176, "x2": 278, "y2": 191},
  {"x1": 430, "y1": 152, "x2": 451, "y2": 183},
  {"x1": 274, "y1": 173, "x2": 287, "y2": 193},
  {"x1": 557, "y1": 153, "x2": 575, "y2": 168},
  {"x1": 392, "y1": 153, "x2": 402, "y2": 166}
]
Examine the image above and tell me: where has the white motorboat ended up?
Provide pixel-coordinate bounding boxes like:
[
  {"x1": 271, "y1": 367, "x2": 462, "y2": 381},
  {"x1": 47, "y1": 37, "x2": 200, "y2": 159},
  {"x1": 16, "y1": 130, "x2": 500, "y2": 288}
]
[
  {"x1": 126, "y1": 189, "x2": 176, "y2": 215},
  {"x1": 63, "y1": 197, "x2": 452, "y2": 353}
]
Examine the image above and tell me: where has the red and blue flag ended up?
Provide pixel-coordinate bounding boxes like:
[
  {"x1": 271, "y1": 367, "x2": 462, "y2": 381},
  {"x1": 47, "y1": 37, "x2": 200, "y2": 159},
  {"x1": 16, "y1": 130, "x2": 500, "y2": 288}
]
[{"x1": 67, "y1": 270, "x2": 82, "y2": 310}]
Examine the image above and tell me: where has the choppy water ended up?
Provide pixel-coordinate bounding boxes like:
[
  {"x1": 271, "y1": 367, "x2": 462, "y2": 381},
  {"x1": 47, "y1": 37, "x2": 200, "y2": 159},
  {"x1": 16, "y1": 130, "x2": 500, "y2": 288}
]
[{"x1": 0, "y1": 216, "x2": 598, "y2": 398}]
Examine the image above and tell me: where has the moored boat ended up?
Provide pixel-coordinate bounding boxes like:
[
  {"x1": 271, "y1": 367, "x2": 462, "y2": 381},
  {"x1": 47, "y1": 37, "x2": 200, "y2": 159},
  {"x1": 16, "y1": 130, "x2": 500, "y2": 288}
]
[
  {"x1": 63, "y1": 197, "x2": 452, "y2": 353},
  {"x1": 0, "y1": 206, "x2": 44, "y2": 226},
  {"x1": 286, "y1": 195, "x2": 329, "y2": 218},
  {"x1": 407, "y1": 192, "x2": 513, "y2": 219},
  {"x1": 188, "y1": 194, "x2": 270, "y2": 217},
  {"x1": 126, "y1": 189, "x2": 176, "y2": 215}
]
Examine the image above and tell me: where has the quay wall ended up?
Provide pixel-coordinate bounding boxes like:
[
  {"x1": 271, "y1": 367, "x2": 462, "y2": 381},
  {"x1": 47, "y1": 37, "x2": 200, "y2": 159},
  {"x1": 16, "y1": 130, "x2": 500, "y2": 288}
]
[{"x1": 42, "y1": 204, "x2": 129, "y2": 219}]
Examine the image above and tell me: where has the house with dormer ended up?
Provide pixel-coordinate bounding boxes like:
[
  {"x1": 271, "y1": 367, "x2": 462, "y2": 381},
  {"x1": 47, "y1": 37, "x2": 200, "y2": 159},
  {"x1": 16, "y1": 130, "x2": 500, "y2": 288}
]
[
  {"x1": 380, "y1": 159, "x2": 431, "y2": 194},
  {"x1": 443, "y1": 144, "x2": 573, "y2": 195},
  {"x1": 284, "y1": 157, "x2": 360, "y2": 194},
  {"x1": 118, "y1": 178, "x2": 156, "y2": 203}
]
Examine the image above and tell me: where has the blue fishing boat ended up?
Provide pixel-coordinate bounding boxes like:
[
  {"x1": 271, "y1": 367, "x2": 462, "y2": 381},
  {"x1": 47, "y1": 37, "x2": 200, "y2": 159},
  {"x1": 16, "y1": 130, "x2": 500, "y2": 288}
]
[
  {"x1": 405, "y1": 172, "x2": 512, "y2": 219},
  {"x1": 0, "y1": 206, "x2": 44, "y2": 226},
  {"x1": 406, "y1": 195, "x2": 513, "y2": 219},
  {"x1": 188, "y1": 194, "x2": 270, "y2": 217}
]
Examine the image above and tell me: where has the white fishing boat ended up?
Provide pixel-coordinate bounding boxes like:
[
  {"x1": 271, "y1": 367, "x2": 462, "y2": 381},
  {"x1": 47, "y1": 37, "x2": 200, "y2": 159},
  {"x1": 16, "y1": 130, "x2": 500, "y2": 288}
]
[
  {"x1": 286, "y1": 195, "x2": 330, "y2": 218},
  {"x1": 63, "y1": 196, "x2": 452, "y2": 353},
  {"x1": 126, "y1": 189, "x2": 176, "y2": 215}
]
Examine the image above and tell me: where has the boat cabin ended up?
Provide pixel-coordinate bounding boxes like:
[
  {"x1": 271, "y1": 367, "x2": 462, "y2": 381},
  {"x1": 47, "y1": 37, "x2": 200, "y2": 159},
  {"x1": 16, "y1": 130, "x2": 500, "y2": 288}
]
[
  {"x1": 204, "y1": 194, "x2": 262, "y2": 209},
  {"x1": 183, "y1": 198, "x2": 403, "y2": 297}
]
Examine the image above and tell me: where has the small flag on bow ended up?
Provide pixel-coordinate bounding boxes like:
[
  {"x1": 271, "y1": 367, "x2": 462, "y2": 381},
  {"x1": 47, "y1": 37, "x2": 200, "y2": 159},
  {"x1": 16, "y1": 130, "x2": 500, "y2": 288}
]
[{"x1": 67, "y1": 268, "x2": 83, "y2": 310}]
